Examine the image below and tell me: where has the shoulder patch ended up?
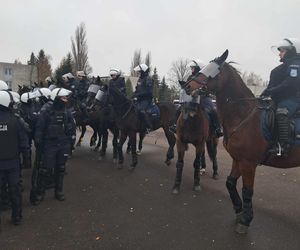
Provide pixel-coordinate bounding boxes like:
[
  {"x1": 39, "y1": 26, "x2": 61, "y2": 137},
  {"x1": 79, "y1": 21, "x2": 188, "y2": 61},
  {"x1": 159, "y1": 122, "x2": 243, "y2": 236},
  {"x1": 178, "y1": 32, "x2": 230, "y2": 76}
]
[{"x1": 290, "y1": 68, "x2": 298, "y2": 77}]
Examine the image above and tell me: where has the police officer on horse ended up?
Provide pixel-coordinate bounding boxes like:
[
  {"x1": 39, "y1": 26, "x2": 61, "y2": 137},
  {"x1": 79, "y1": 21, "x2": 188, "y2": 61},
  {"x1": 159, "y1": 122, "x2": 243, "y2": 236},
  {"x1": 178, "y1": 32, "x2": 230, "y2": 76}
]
[
  {"x1": 109, "y1": 68, "x2": 126, "y2": 96},
  {"x1": 261, "y1": 38, "x2": 300, "y2": 156},
  {"x1": 133, "y1": 64, "x2": 153, "y2": 132}
]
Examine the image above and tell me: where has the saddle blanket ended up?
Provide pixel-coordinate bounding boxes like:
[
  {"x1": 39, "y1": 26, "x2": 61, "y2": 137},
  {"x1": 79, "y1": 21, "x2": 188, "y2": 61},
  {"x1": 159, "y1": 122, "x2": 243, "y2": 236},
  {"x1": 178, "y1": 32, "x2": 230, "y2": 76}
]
[{"x1": 261, "y1": 108, "x2": 300, "y2": 144}]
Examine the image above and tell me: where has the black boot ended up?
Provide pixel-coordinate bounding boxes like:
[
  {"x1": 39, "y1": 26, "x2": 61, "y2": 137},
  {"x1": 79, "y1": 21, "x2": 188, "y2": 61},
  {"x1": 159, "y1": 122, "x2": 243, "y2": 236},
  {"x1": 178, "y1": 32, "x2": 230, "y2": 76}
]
[
  {"x1": 32, "y1": 168, "x2": 50, "y2": 205},
  {"x1": 55, "y1": 166, "x2": 65, "y2": 201},
  {"x1": 9, "y1": 185, "x2": 22, "y2": 225},
  {"x1": 142, "y1": 112, "x2": 153, "y2": 133}
]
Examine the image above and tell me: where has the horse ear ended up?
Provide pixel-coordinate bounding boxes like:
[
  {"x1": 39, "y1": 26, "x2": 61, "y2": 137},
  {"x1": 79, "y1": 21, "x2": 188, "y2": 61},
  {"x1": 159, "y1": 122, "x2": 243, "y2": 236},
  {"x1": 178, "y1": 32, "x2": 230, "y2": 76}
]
[{"x1": 215, "y1": 49, "x2": 229, "y2": 65}]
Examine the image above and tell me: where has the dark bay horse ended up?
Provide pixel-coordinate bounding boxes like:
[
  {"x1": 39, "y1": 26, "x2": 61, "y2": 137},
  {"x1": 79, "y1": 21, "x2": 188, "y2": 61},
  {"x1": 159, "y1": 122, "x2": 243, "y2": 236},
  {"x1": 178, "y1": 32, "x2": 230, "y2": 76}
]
[
  {"x1": 106, "y1": 86, "x2": 177, "y2": 170},
  {"x1": 172, "y1": 101, "x2": 219, "y2": 194},
  {"x1": 184, "y1": 49, "x2": 300, "y2": 234}
]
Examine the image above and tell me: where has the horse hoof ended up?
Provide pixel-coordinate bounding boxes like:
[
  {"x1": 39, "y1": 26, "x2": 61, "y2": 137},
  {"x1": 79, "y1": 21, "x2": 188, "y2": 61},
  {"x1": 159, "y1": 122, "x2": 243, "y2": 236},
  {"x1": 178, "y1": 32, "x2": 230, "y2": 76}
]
[
  {"x1": 172, "y1": 187, "x2": 180, "y2": 195},
  {"x1": 93, "y1": 147, "x2": 99, "y2": 152},
  {"x1": 128, "y1": 166, "x2": 135, "y2": 172},
  {"x1": 113, "y1": 159, "x2": 118, "y2": 164},
  {"x1": 165, "y1": 160, "x2": 171, "y2": 166},
  {"x1": 235, "y1": 223, "x2": 249, "y2": 234},
  {"x1": 126, "y1": 149, "x2": 131, "y2": 154},
  {"x1": 98, "y1": 156, "x2": 104, "y2": 161},
  {"x1": 212, "y1": 173, "x2": 219, "y2": 180},
  {"x1": 200, "y1": 169, "x2": 206, "y2": 176},
  {"x1": 193, "y1": 185, "x2": 201, "y2": 192},
  {"x1": 117, "y1": 164, "x2": 123, "y2": 170},
  {"x1": 136, "y1": 150, "x2": 141, "y2": 155}
]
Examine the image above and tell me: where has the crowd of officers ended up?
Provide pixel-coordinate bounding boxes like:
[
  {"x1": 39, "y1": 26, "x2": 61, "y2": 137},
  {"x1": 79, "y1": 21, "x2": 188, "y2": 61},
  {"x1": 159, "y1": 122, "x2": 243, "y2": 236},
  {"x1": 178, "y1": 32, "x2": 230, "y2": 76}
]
[{"x1": 0, "y1": 62, "x2": 224, "y2": 229}]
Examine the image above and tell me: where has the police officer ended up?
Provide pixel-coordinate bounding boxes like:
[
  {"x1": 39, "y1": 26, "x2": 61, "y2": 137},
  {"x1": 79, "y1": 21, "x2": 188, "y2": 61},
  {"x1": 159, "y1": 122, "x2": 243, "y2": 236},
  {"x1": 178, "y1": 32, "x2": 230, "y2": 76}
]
[
  {"x1": 261, "y1": 38, "x2": 300, "y2": 156},
  {"x1": 133, "y1": 64, "x2": 153, "y2": 132},
  {"x1": 109, "y1": 69, "x2": 126, "y2": 95},
  {"x1": 0, "y1": 91, "x2": 30, "y2": 225},
  {"x1": 45, "y1": 76, "x2": 57, "y2": 91},
  {"x1": 32, "y1": 88, "x2": 76, "y2": 204},
  {"x1": 169, "y1": 60, "x2": 223, "y2": 137},
  {"x1": 76, "y1": 71, "x2": 89, "y2": 101},
  {"x1": 62, "y1": 73, "x2": 76, "y2": 93}
]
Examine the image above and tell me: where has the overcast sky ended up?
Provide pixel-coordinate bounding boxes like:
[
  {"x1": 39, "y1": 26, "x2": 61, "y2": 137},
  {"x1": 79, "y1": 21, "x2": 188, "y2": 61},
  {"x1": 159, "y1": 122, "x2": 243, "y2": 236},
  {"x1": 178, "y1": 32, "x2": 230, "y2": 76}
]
[{"x1": 1, "y1": 0, "x2": 299, "y2": 81}]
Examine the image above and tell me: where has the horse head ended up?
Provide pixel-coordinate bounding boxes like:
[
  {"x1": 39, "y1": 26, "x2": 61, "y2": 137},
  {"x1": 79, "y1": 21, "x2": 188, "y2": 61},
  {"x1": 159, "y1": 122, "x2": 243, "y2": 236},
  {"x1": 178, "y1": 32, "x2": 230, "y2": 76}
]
[{"x1": 184, "y1": 50, "x2": 229, "y2": 95}]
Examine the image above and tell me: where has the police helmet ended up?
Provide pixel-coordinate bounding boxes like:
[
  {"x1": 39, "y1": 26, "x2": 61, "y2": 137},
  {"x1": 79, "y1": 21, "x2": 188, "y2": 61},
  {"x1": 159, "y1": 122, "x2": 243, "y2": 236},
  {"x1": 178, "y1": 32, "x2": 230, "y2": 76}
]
[
  {"x1": 134, "y1": 64, "x2": 149, "y2": 73},
  {"x1": 20, "y1": 92, "x2": 35, "y2": 103},
  {"x1": 62, "y1": 72, "x2": 75, "y2": 80},
  {"x1": 0, "y1": 80, "x2": 8, "y2": 90},
  {"x1": 77, "y1": 71, "x2": 86, "y2": 77},
  {"x1": 272, "y1": 38, "x2": 300, "y2": 56},
  {"x1": 33, "y1": 88, "x2": 52, "y2": 99},
  {"x1": 10, "y1": 91, "x2": 20, "y2": 104},
  {"x1": 0, "y1": 91, "x2": 13, "y2": 108},
  {"x1": 50, "y1": 88, "x2": 72, "y2": 101},
  {"x1": 109, "y1": 68, "x2": 121, "y2": 76},
  {"x1": 45, "y1": 76, "x2": 52, "y2": 83}
]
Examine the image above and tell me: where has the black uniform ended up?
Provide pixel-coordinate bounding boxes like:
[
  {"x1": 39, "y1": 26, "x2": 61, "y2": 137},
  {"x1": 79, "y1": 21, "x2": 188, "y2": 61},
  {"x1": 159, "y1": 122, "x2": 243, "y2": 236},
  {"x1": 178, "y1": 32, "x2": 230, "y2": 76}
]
[
  {"x1": 33, "y1": 100, "x2": 76, "y2": 202},
  {"x1": 0, "y1": 107, "x2": 29, "y2": 225},
  {"x1": 109, "y1": 77, "x2": 126, "y2": 96}
]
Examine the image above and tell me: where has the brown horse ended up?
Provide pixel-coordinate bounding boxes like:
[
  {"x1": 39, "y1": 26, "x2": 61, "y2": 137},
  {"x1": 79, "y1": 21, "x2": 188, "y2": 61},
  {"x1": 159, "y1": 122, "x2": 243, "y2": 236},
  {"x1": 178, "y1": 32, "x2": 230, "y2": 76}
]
[
  {"x1": 172, "y1": 102, "x2": 219, "y2": 194},
  {"x1": 184, "y1": 49, "x2": 300, "y2": 234}
]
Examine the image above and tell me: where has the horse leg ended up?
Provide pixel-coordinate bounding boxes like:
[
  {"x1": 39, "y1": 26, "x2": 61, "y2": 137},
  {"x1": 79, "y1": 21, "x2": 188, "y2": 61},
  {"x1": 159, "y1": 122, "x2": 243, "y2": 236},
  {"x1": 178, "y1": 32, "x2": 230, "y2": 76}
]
[
  {"x1": 200, "y1": 151, "x2": 206, "y2": 176},
  {"x1": 100, "y1": 130, "x2": 108, "y2": 156},
  {"x1": 206, "y1": 139, "x2": 219, "y2": 179},
  {"x1": 137, "y1": 132, "x2": 145, "y2": 155},
  {"x1": 76, "y1": 125, "x2": 86, "y2": 147},
  {"x1": 128, "y1": 131, "x2": 138, "y2": 171},
  {"x1": 163, "y1": 127, "x2": 176, "y2": 166},
  {"x1": 234, "y1": 160, "x2": 256, "y2": 234},
  {"x1": 90, "y1": 127, "x2": 97, "y2": 147},
  {"x1": 193, "y1": 148, "x2": 202, "y2": 192},
  {"x1": 126, "y1": 140, "x2": 131, "y2": 154},
  {"x1": 226, "y1": 160, "x2": 242, "y2": 222},
  {"x1": 172, "y1": 143, "x2": 185, "y2": 194},
  {"x1": 94, "y1": 129, "x2": 102, "y2": 152},
  {"x1": 117, "y1": 131, "x2": 127, "y2": 169},
  {"x1": 112, "y1": 129, "x2": 119, "y2": 162}
]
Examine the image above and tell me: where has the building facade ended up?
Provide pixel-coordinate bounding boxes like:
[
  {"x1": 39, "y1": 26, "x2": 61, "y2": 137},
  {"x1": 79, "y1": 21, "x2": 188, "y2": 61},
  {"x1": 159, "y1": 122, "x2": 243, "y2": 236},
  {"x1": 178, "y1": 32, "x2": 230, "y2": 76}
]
[{"x1": 0, "y1": 62, "x2": 38, "y2": 91}]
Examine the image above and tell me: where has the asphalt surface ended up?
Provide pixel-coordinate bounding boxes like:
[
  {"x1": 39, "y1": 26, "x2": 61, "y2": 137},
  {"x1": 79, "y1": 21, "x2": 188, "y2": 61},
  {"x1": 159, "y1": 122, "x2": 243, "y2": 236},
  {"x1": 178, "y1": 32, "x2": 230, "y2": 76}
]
[{"x1": 1, "y1": 129, "x2": 300, "y2": 250}]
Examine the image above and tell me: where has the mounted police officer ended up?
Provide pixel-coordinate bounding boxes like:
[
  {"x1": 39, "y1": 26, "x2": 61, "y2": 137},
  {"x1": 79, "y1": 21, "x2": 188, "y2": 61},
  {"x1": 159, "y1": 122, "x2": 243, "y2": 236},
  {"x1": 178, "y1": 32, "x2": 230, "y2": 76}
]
[
  {"x1": 169, "y1": 59, "x2": 223, "y2": 138},
  {"x1": 133, "y1": 64, "x2": 153, "y2": 132},
  {"x1": 109, "y1": 68, "x2": 126, "y2": 96},
  {"x1": 261, "y1": 38, "x2": 300, "y2": 156},
  {"x1": 62, "y1": 73, "x2": 76, "y2": 94},
  {"x1": 32, "y1": 88, "x2": 76, "y2": 205},
  {"x1": 0, "y1": 90, "x2": 30, "y2": 226},
  {"x1": 76, "y1": 71, "x2": 89, "y2": 101},
  {"x1": 45, "y1": 76, "x2": 57, "y2": 91}
]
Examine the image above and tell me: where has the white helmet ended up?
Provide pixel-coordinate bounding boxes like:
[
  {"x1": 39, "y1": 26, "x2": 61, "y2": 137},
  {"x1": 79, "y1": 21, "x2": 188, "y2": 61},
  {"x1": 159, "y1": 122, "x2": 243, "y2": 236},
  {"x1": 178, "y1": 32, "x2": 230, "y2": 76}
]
[
  {"x1": 272, "y1": 38, "x2": 300, "y2": 54},
  {"x1": 9, "y1": 91, "x2": 20, "y2": 103},
  {"x1": 77, "y1": 71, "x2": 86, "y2": 77},
  {"x1": 20, "y1": 92, "x2": 35, "y2": 103},
  {"x1": 134, "y1": 64, "x2": 149, "y2": 72},
  {"x1": 45, "y1": 76, "x2": 52, "y2": 83},
  {"x1": 0, "y1": 91, "x2": 13, "y2": 108},
  {"x1": 62, "y1": 72, "x2": 74, "y2": 80},
  {"x1": 48, "y1": 84, "x2": 57, "y2": 91},
  {"x1": 188, "y1": 59, "x2": 206, "y2": 69},
  {"x1": 109, "y1": 68, "x2": 121, "y2": 76},
  {"x1": 33, "y1": 88, "x2": 52, "y2": 99},
  {"x1": 50, "y1": 88, "x2": 72, "y2": 101},
  {"x1": 0, "y1": 80, "x2": 8, "y2": 90}
]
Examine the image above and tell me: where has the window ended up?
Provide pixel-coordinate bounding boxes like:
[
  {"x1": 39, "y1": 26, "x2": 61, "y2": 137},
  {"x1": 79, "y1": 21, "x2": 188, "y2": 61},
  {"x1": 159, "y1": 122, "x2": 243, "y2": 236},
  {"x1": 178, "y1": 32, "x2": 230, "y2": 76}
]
[{"x1": 4, "y1": 68, "x2": 12, "y2": 76}]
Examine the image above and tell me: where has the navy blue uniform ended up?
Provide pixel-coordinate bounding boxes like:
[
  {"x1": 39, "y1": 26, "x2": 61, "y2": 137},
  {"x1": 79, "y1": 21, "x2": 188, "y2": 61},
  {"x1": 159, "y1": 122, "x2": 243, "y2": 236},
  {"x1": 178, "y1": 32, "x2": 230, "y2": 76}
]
[
  {"x1": 34, "y1": 101, "x2": 76, "y2": 201},
  {"x1": 109, "y1": 77, "x2": 126, "y2": 96},
  {"x1": 0, "y1": 108, "x2": 29, "y2": 224},
  {"x1": 134, "y1": 75, "x2": 153, "y2": 111}
]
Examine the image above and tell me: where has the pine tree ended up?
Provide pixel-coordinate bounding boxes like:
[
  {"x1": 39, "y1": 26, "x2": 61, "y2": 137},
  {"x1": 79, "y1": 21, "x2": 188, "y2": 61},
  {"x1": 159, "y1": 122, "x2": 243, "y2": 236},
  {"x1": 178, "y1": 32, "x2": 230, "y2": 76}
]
[
  {"x1": 55, "y1": 53, "x2": 73, "y2": 86},
  {"x1": 36, "y1": 49, "x2": 52, "y2": 86},
  {"x1": 125, "y1": 78, "x2": 133, "y2": 97},
  {"x1": 27, "y1": 52, "x2": 37, "y2": 65},
  {"x1": 152, "y1": 67, "x2": 160, "y2": 101}
]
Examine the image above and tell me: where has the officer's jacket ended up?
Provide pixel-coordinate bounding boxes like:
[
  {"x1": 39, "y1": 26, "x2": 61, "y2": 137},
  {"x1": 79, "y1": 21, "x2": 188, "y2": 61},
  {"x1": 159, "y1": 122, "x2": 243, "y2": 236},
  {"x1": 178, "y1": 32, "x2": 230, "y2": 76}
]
[
  {"x1": 35, "y1": 102, "x2": 76, "y2": 144},
  {"x1": 76, "y1": 79, "x2": 88, "y2": 101},
  {"x1": 134, "y1": 75, "x2": 153, "y2": 100},
  {"x1": 263, "y1": 55, "x2": 300, "y2": 102},
  {"x1": 0, "y1": 109, "x2": 29, "y2": 167},
  {"x1": 109, "y1": 77, "x2": 126, "y2": 96}
]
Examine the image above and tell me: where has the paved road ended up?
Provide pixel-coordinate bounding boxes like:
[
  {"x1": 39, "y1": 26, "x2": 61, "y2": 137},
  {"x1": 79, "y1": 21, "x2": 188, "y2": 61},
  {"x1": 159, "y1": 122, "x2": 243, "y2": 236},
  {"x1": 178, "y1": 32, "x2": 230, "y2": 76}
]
[{"x1": 1, "y1": 130, "x2": 300, "y2": 250}]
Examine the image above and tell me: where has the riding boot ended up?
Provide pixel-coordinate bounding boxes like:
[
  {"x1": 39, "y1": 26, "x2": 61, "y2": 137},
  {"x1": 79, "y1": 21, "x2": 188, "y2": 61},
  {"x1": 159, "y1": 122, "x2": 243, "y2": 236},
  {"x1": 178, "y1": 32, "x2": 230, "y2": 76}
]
[
  {"x1": 169, "y1": 106, "x2": 182, "y2": 134},
  {"x1": 269, "y1": 108, "x2": 290, "y2": 156},
  {"x1": 9, "y1": 185, "x2": 22, "y2": 225},
  {"x1": 55, "y1": 166, "x2": 65, "y2": 201},
  {"x1": 209, "y1": 109, "x2": 223, "y2": 138}
]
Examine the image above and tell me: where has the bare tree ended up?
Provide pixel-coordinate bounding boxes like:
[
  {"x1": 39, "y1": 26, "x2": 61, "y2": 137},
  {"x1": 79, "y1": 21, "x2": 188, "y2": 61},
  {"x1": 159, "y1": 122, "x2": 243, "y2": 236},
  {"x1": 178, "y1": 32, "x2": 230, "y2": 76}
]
[
  {"x1": 167, "y1": 58, "x2": 190, "y2": 85},
  {"x1": 71, "y1": 22, "x2": 92, "y2": 74},
  {"x1": 144, "y1": 51, "x2": 151, "y2": 73},
  {"x1": 130, "y1": 49, "x2": 142, "y2": 76}
]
